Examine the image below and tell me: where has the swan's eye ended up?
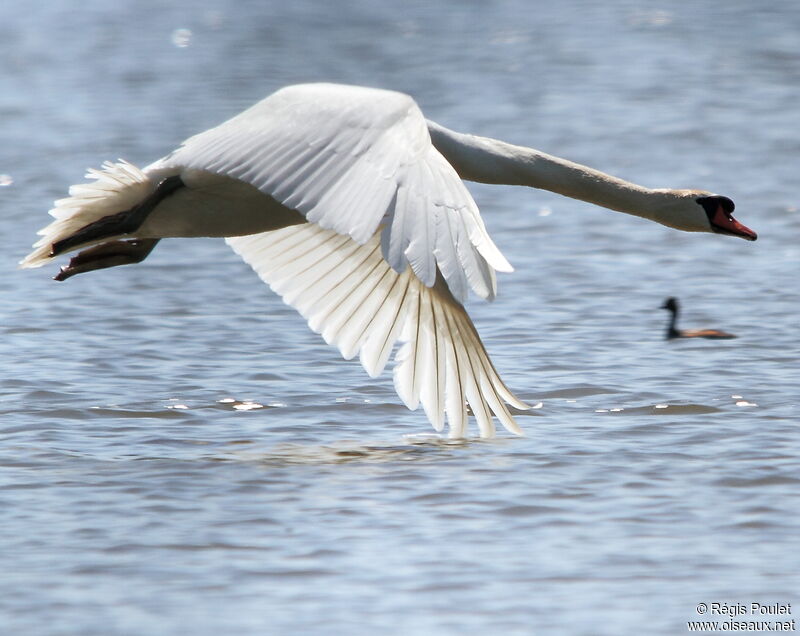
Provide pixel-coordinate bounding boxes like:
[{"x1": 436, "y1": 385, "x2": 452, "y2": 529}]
[
  {"x1": 719, "y1": 196, "x2": 735, "y2": 214},
  {"x1": 696, "y1": 195, "x2": 735, "y2": 217}
]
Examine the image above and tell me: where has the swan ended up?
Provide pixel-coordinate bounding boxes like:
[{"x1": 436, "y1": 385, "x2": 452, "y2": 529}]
[
  {"x1": 661, "y1": 297, "x2": 737, "y2": 340},
  {"x1": 20, "y1": 83, "x2": 757, "y2": 438}
]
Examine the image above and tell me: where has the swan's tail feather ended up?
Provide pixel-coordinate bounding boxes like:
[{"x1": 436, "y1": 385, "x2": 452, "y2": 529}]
[
  {"x1": 20, "y1": 160, "x2": 155, "y2": 269},
  {"x1": 227, "y1": 224, "x2": 530, "y2": 438}
]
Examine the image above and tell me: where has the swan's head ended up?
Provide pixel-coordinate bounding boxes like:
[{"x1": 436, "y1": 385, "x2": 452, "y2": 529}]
[
  {"x1": 695, "y1": 194, "x2": 757, "y2": 241},
  {"x1": 661, "y1": 297, "x2": 678, "y2": 312},
  {"x1": 648, "y1": 190, "x2": 756, "y2": 240}
]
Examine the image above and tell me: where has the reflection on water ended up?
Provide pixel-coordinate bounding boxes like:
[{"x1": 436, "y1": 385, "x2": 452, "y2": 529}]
[{"x1": 250, "y1": 437, "x2": 470, "y2": 466}]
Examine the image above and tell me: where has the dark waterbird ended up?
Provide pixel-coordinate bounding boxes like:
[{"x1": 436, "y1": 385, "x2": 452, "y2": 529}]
[{"x1": 661, "y1": 297, "x2": 737, "y2": 340}]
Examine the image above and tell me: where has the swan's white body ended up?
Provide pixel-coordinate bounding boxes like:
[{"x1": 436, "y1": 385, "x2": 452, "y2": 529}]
[{"x1": 21, "y1": 83, "x2": 756, "y2": 438}]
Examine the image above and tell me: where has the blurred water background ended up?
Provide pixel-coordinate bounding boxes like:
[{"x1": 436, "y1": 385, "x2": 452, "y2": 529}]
[{"x1": 1, "y1": 1, "x2": 798, "y2": 634}]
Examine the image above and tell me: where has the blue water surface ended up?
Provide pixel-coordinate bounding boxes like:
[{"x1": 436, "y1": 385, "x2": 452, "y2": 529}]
[{"x1": 1, "y1": 1, "x2": 798, "y2": 634}]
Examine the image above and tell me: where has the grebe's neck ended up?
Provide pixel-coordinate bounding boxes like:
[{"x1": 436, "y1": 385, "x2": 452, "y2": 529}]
[{"x1": 665, "y1": 303, "x2": 680, "y2": 338}]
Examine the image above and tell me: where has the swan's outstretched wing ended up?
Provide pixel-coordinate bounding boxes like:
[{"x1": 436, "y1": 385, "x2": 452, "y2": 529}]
[
  {"x1": 151, "y1": 83, "x2": 511, "y2": 302},
  {"x1": 227, "y1": 224, "x2": 528, "y2": 438}
]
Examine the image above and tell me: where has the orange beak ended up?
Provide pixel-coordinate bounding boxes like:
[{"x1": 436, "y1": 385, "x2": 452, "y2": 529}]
[{"x1": 710, "y1": 204, "x2": 757, "y2": 241}]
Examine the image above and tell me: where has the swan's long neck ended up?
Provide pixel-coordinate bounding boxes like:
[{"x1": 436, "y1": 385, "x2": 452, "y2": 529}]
[{"x1": 427, "y1": 121, "x2": 676, "y2": 223}]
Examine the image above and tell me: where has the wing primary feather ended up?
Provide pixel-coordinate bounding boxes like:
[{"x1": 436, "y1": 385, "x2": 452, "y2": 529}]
[
  {"x1": 306, "y1": 244, "x2": 386, "y2": 335},
  {"x1": 326, "y1": 251, "x2": 394, "y2": 358},
  {"x1": 278, "y1": 235, "x2": 361, "y2": 307},
  {"x1": 316, "y1": 244, "x2": 409, "y2": 352},
  {"x1": 359, "y1": 273, "x2": 414, "y2": 377},
  {"x1": 418, "y1": 284, "x2": 446, "y2": 431},
  {"x1": 454, "y1": 311, "x2": 497, "y2": 438},
  {"x1": 395, "y1": 283, "x2": 422, "y2": 409},
  {"x1": 344, "y1": 266, "x2": 406, "y2": 375},
  {"x1": 438, "y1": 281, "x2": 528, "y2": 431}
]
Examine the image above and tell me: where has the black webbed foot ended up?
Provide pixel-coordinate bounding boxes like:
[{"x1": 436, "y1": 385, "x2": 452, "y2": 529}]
[
  {"x1": 54, "y1": 239, "x2": 160, "y2": 281},
  {"x1": 50, "y1": 175, "x2": 184, "y2": 257}
]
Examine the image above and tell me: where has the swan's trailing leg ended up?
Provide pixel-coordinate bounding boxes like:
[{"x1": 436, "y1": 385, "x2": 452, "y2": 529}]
[
  {"x1": 50, "y1": 175, "x2": 184, "y2": 257},
  {"x1": 54, "y1": 238, "x2": 160, "y2": 281}
]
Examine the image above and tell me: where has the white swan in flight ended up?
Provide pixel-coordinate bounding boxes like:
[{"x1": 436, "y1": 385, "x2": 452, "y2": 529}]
[{"x1": 20, "y1": 83, "x2": 757, "y2": 438}]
